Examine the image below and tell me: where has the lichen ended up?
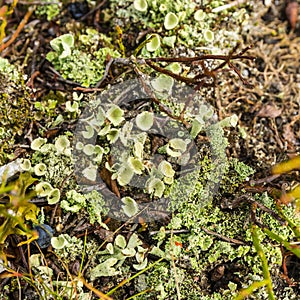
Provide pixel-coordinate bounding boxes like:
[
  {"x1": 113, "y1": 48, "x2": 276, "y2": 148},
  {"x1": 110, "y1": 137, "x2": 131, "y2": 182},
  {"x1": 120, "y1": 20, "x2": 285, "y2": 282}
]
[
  {"x1": 106, "y1": 0, "x2": 249, "y2": 57},
  {"x1": 46, "y1": 29, "x2": 121, "y2": 87},
  {"x1": 31, "y1": 135, "x2": 75, "y2": 189}
]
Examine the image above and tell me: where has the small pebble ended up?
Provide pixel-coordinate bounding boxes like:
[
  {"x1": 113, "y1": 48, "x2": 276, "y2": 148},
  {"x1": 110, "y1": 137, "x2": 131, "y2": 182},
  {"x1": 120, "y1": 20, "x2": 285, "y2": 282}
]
[
  {"x1": 68, "y1": 2, "x2": 89, "y2": 20},
  {"x1": 34, "y1": 224, "x2": 55, "y2": 249}
]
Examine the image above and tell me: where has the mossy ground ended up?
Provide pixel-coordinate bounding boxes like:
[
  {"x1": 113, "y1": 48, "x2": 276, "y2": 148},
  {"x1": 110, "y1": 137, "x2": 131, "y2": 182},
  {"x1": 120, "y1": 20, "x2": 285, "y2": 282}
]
[{"x1": 0, "y1": 1, "x2": 300, "y2": 299}]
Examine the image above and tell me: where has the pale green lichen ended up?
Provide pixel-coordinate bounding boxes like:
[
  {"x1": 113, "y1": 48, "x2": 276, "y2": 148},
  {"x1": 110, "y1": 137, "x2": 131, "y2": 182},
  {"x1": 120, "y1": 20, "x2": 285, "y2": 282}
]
[
  {"x1": 121, "y1": 196, "x2": 139, "y2": 217},
  {"x1": 60, "y1": 189, "x2": 108, "y2": 227},
  {"x1": 31, "y1": 135, "x2": 75, "y2": 189},
  {"x1": 89, "y1": 233, "x2": 146, "y2": 281},
  {"x1": 107, "y1": 0, "x2": 248, "y2": 57},
  {"x1": 51, "y1": 233, "x2": 84, "y2": 263},
  {"x1": 140, "y1": 181, "x2": 299, "y2": 299},
  {"x1": 46, "y1": 29, "x2": 121, "y2": 87}
]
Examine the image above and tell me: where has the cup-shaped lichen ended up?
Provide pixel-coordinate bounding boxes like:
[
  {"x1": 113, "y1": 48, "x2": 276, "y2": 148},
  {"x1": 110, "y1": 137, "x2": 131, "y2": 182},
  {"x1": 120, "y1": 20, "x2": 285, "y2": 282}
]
[
  {"x1": 158, "y1": 160, "x2": 175, "y2": 178},
  {"x1": 194, "y1": 9, "x2": 206, "y2": 21},
  {"x1": 106, "y1": 104, "x2": 124, "y2": 126},
  {"x1": 55, "y1": 135, "x2": 71, "y2": 156},
  {"x1": 20, "y1": 159, "x2": 31, "y2": 171},
  {"x1": 114, "y1": 165, "x2": 134, "y2": 186},
  {"x1": 83, "y1": 144, "x2": 95, "y2": 156},
  {"x1": 82, "y1": 164, "x2": 98, "y2": 181},
  {"x1": 146, "y1": 34, "x2": 161, "y2": 52},
  {"x1": 135, "y1": 111, "x2": 154, "y2": 131},
  {"x1": 121, "y1": 196, "x2": 139, "y2": 217},
  {"x1": 166, "y1": 138, "x2": 187, "y2": 157},
  {"x1": 107, "y1": 128, "x2": 119, "y2": 143},
  {"x1": 162, "y1": 36, "x2": 176, "y2": 48},
  {"x1": 35, "y1": 181, "x2": 53, "y2": 197},
  {"x1": 49, "y1": 33, "x2": 74, "y2": 59},
  {"x1": 128, "y1": 157, "x2": 144, "y2": 175},
  {"x1": 31, "y1": 138, "x2": 47, "y2": 151},
  {"x1": 65, "y1": 101, "x2": 80, "y2": 114},
  {"x1": 166, "y1": 62, "x2": 182, "y2": 74},
  {"x1": 133, "y1": 0, "x2": 148, "y2": 12},
  {"x1": 203, "y1": 29, "x2": 214, "y2": 43},
  {"x1": 134, "y1": 141, "x2": 144, "y2": 159},
  {"x1": 151, "y1": 74, "x2": 174, "y2": 94},
  {"x1": 82, "y1": 125, "x2": 95, "y2": 139},
  {"x1": 164, "y1": 12, "x2": 179, "y2": 30},
  {"x1": 147, "y1": 177, "x2": 165, "y2": 198},
  {"x1": 34, "y1": 163, "x2": 47, "y2": 176},
  {"x1": 47, "y1": 188, "x2": 60, "y2": 205},
  {"x1": 51, "y1": 235, "x2": 68, "y2": 250}
]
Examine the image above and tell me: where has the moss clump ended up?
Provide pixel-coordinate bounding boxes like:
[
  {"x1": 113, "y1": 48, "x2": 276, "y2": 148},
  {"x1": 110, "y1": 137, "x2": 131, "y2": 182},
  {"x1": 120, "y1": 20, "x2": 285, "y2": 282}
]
[
  {"x1": 34, "y1": 1, "x2": 61, "y2": 21},
  {"x1": 0, "y1": 58, "x2": 32, "y2": 165}
]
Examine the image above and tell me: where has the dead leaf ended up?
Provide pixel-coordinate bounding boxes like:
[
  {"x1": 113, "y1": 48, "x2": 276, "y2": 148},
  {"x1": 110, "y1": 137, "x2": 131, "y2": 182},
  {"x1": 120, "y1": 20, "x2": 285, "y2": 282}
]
[
  {"x1": 99, "y1": 161, "x2": 120, "y2": 198},
  {"x1": 286, "y1": 0, "x2": 298, "y2": 30},
  {"x1": 256, "y1": 103, "x2": 282, "y2": 118},
  {"x1": 283, "y1": 124, "x2": 297, "y2": 146}
]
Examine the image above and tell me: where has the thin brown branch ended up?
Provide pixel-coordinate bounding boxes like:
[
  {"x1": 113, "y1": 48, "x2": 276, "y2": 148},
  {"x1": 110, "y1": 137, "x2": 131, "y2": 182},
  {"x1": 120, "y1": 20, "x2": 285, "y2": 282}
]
[
  {"x1": 0, "y1": 6, "x2": 35, "y2": 54},
  {"x1": 201, "y1": 226, "x2": 246, "y2": 245}
]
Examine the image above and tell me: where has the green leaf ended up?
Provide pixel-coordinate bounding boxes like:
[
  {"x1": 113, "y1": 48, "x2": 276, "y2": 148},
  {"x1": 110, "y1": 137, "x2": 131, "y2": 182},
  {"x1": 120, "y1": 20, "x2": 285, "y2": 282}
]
[{"x1": 272, "y1": 156, "x2": 300, "y2": 174}]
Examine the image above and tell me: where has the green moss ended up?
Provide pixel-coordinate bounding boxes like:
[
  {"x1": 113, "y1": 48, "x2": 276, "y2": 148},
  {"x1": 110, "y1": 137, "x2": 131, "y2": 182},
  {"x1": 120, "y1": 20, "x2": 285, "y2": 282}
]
[
  {"x1": 35, "y1": 1, "x2": 61, "y2": 21},
  {"x1": 0, "y1": 58, "x2": 32, "y2": 165},
  {"x1": 220, "y1": 158, "x2": 255, "y2": 194},
  {"x1": 140, "y1": 129, "x2": 297, "y2": 299}
]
